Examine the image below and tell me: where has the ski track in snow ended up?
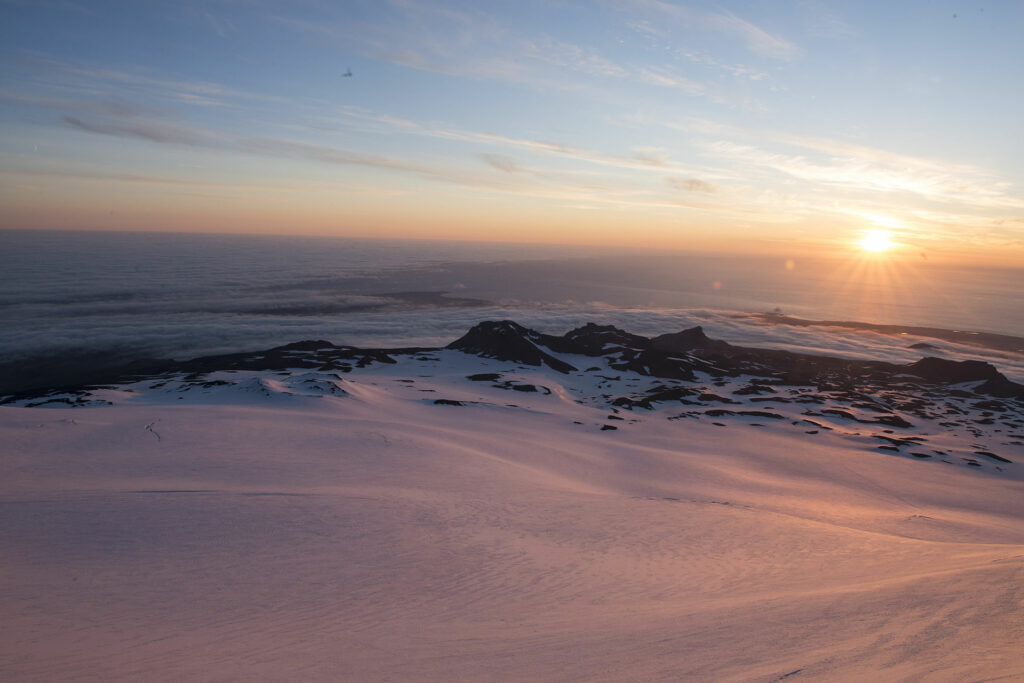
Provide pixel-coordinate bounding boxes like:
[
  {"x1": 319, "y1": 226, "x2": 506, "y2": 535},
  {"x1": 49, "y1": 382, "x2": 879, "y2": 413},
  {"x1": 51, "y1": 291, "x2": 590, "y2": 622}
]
[{"x1": 2, "y1": 348, "x2": 1023, "y2": 681}]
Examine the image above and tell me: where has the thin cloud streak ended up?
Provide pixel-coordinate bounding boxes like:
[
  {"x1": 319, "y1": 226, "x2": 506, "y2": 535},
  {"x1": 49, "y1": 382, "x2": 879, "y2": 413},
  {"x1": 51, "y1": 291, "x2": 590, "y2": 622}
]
[
  {"x1": 619, "y1": 0, "x2": 801, "y2": 61},
  {"x1": 272, "y1": 5, "x2": 735, "y2": 105},
  {"x1": 332, "y1": 106, "x2": 725, "y2": 179},
  {"x1": 480, "y1": 154, "x2": 521, "y2": 173},
  {"x1": 60, "y1": 99, "x2": 1011, "y2": 238},
  {"x1": 665, "y1": 117, "x2": 1024, "y2": 214},
  {"x1": 704, "y1": 139, "x2": 1024, "y2": 210},
  {"x1": 61, "y1": 115, "x2": 480, "y2": 184},
  {"x1": 708, "y1": 10, "x2": 801, "y2": 61},
  {"x1": 13, "y1": 55, "x2": 289, "y2": 108},
  {"x1": 668, "y1": 177, "x2": 718, "y2": 193},
  {"x1": 56, "y1": 114, "x2": 698, "y2": 212},
  {"x1": 3, "y1": 166, "x2": 298, "y2": 191},
  {"x1": 331, "y1": 103, "x2": 1023, "y2": 234},
  {"x1": 0, "y1": 91, "x2": 176, "y2": 119},
  {"x1": 30, "y1": 83, "x2": 1022, "y2": 248}
]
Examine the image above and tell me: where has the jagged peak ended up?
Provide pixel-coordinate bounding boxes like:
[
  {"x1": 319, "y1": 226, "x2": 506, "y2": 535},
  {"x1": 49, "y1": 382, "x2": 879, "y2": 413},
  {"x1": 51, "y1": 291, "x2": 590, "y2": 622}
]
[
  {"x1": 469, "y1": 320, "x2": 529, "y2": 333},
  {"x1": 446, "y1": 320, "x2": 534, "y2": 348},
  {"x1": 446, "y1": 320, "x2": 577, "y2": 373},
  {"x1": 651, "y1": 326, "x2": 730, "y2": 353}
]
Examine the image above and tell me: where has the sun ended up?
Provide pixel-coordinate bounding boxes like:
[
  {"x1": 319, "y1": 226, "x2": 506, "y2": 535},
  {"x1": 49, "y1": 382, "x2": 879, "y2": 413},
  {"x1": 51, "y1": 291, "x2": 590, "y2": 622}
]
[{"x1": 859, "y1": 229, "x2": 894, "y2": 253}]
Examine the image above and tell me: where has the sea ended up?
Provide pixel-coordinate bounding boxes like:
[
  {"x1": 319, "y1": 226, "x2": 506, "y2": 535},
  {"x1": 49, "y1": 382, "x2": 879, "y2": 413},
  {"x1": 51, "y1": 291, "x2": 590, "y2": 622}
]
[{"x1": 2, "y1": 229, "x2": 1022, "y2": 391}]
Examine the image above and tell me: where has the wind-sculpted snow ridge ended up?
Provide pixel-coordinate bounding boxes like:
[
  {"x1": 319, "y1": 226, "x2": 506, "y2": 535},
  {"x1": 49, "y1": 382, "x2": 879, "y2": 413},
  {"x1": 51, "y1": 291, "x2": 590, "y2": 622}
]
[
  {"x1": 3, "y1": 320, "x2": 1024, "y2": 681},
  {"x1": 4, "y1": 320, "x2": 1022, "y2": 472}
]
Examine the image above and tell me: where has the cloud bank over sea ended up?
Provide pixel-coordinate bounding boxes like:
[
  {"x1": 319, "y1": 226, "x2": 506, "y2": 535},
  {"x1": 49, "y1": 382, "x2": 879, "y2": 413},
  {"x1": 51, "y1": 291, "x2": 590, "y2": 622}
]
[{"x1": 2, "y1": 231, "x2": 1022, "y2": 384}]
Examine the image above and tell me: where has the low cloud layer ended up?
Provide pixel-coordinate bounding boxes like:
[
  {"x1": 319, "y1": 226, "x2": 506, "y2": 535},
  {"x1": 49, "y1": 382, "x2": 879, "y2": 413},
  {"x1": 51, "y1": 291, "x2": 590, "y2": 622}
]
[{"x1": 2, "y1": 233, "x2": 1021, "y2": 385}]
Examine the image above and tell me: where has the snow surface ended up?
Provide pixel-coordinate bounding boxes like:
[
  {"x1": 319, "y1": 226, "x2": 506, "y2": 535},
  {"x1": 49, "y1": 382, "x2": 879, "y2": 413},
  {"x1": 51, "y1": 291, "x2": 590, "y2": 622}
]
[{"x1": 3, "y1": 350, "x2": 1024, "y2": 681}]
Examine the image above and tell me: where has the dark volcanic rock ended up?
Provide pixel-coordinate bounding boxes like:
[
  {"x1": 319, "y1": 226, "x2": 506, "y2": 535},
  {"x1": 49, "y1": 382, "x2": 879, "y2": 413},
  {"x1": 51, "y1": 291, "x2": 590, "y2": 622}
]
[
  {"x1": 556, "y1": 323, "x2": 650, "y2": 356},
  {"x1": 734, "y1": 383, "x2": 776, "y2": 395},
  {"x1": 699, "y1": 392, "x2": 738, "y2": 404},
  {"x1": 447, "y1": 320, "x2": 701, "y2": 379},
  {"x1": 611, "y1": 396, "x2": 652, "y2": 410},
  {"x1": 557, "y1": 323, "x2": 696, "y2": 379},
  {"x1": 646, "y1": 386, "x2": 698, "y2": 402},
  {"x1": 903, "y1": 358, "x2": 1024, "y2": 400},
  {"x1": 975, "y1": 450, "x2": 1012, "y2": 463},
  {"x1": 609, "y1": 349, "x2": 695, "y2": 381},
  {"x1": 977, "y1": 376, "x2": 1024, "y2": 400},
  {"x1": 0, "y1": 352, "x2": 172, "y2": 398},
  {"x1": 612, "y1": 384, "x2": 700, "y2": 410},
  {"x1": 651, "y1": 326, "x2": 732, "y2": 354},
  {"x1": 173, "y1": 342, "x2": 401, "y2": 374},
  {"x1": 446, "y1": 321, "x2": 577, "y2": 373},
  {"x1": 875, "y1": 414, "x2": 914, "y2": 428},
  {"x1": 442, "y1": 320, "x2": 1017, "y2": 403},
  {"x1": 0, "y1": 338, "x2": 416, "y2": 403},
  {"x1": 7, "y1": 318, "x2": 1024, "y2": 459},
  {"x1": 277, "y1": 340, "x2": 336, "y2": 352},
  {"x1": 905, "y1": 357, "x2": 1002, "y2": 384},
  {"x1": 738, "y1": 410, "x2": 785, "y2": 420}
]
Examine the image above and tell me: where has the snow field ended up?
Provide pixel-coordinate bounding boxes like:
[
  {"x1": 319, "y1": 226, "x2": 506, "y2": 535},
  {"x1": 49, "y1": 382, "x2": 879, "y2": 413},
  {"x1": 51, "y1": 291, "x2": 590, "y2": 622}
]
[{"x1": 2, "y1": 352, "x2": 1023, "y2": 681}]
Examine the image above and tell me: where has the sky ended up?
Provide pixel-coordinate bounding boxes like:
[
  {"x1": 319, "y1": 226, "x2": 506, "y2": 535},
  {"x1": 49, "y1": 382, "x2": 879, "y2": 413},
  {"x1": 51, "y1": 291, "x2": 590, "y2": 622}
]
[{"x1": 1, "y1": 0, "x2": 1022, "y2": 262}]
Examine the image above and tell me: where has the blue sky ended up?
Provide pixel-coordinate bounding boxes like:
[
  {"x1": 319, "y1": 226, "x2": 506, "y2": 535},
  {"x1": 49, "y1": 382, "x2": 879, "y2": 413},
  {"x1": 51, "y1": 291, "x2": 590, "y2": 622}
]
[{"x1": 1, "y1": 0, "x2": 1022, "y2": 260}]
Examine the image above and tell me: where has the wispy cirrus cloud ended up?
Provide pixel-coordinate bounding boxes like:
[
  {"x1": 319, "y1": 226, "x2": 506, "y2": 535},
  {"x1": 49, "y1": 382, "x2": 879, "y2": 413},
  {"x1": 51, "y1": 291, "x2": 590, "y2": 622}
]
[
  {"x1": 0, "y1": 91, "x2": 176, "y2": 119},
  {"x1": 273, "y1": 3, "x2": 538, "y2": 85},
  {"x1": 703, "y1": 138, "x2": 1024, "y2": 210},
  {"x1": 707, "y1": 9, "x2": 800, "y2": 61},
  {"x1": 62, "y1": 110, "x2": 814, "y2": 222},
  {"x1": 667, "y1": 177, "x2": 718, "y2": 193},
  {"x1": 6, "y1": 75, "x2": 731, "y2": 212},
  {"x1": 523, "y1": 36, "x2": 630, "y2": 79},
  {"x1": 272, "y1": 2, "x2": 732, "y2": 103},
  {"x1": 480, "y1": 154, "x2": 521, "y2": 173},
  {"x1": 662, "y1": 117, "x2": 1024, "y2": 214},
  {"x1": 620, "y1": 0, "x2": 800, "y2": 61},
  {"x1": 60, "y1": 115, "x2": 468, "y2": 183},
  {"x1": 330, "y1": 106, "x2": 727, "y2": 180},
  {"x1": 5, "y1": 55, "x2": 287, "y2": 109},
  {"x1": 36, "y1": 78, "x2": 1021, "y2": 248},
  {"x1": 637, "y1": 66, "x2": 706, "y2": 94},
  {"x1": 677, "y1": 50, "x2": 770, "y2": 82},
  {"x1": 55, "y1": 113, "x2": 688, "y2": 211},
  {"x1": 797, "y1": 0, "x2": 857, "y2": 39},
  {"x1": 3, "y1": 165, "x2": 293, "y2": 191}
]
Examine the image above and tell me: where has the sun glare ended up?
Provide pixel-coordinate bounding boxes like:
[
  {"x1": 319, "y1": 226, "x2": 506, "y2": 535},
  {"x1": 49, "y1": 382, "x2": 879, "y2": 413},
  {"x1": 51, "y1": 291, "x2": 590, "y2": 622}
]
[{"x1": 859, "y1": 229, "x2": 894, "y2": 253}]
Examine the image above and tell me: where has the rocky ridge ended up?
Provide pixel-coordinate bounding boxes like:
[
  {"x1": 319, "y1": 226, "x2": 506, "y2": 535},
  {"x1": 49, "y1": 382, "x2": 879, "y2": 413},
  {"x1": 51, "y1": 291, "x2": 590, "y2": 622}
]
[
  {"x1": 4, "y1": 320, "x2": 1022, "y2": 472},
  {"x1": 447, "y1": 321, "x2": 1024, "y2": 399}
]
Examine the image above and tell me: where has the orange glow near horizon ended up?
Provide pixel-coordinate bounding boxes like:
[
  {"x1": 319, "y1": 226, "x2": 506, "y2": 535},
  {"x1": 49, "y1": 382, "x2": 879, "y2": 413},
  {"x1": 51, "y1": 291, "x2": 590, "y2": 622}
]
[{"x1": 3, "y1": 189, "x2": 1022, "y2": 266}]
